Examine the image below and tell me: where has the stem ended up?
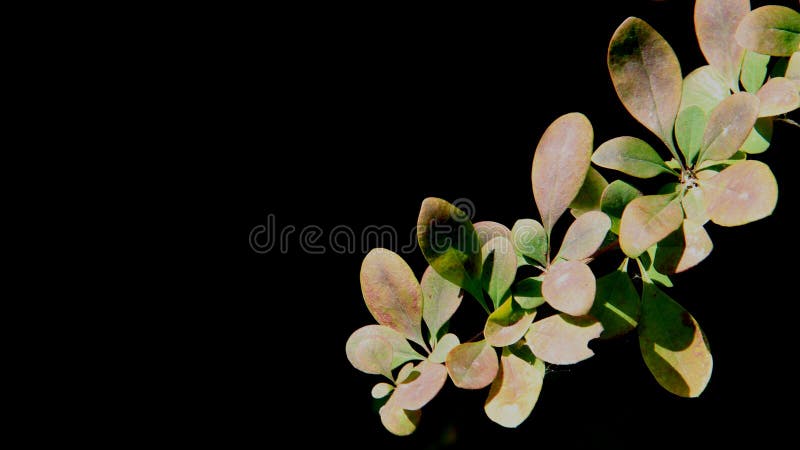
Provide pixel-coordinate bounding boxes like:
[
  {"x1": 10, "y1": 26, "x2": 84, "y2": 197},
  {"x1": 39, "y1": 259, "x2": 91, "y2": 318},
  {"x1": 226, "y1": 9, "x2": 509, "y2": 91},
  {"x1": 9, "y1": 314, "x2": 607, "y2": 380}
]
[
  {"x1": 466, "y1": 329, "x2": 485, "y2": 343},
  {"x1": 635, "y1": 257, "x2": 653, "y2": 284},
  {"x1": 584, "y1": 238, "x2": 620, "y2": 264}
]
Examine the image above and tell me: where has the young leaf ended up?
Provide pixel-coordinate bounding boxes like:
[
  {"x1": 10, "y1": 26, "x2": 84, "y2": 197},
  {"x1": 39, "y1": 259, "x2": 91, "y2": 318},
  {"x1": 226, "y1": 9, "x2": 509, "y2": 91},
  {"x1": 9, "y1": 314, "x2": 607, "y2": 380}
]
[
  {"x1": 428, "y1": 333, "x2": 460, "y2": 364},
  {"x1": 592, "y1": 136, "x2": 673, "y2": 178},
  {"x1": 698, "y1": 92, "x2": 760, "y2": 164},
  {"x1": 473, "y1": 221, "x2": 512, "y2": 247},
  {"x1": 531, "y1": 113, "x2": 594, "y2": 234},
  {"x1": 446, "y1": 340, "x2": 499, "y2": 389},
  {"x1": 638, "y1": 282, "x2": 713, "y2": 398},
  {"x1": 396, "y1": 362, "x2": 416, "y2": 384},
  {"x1": 513, "y1": 277, "x2": 546, "y2": 310},
  {"x1": 417, "y1": 197, "x2": 483, "y2": 298},
  {"x1": 590, "y1": 261, "x2": 640, "y2": 339},
  {"x1": 788, "y1": 51, "x2": 800, "y2": 80},
  {"x1": 736, "y1": 5, "x2": 800, "y2": 57},
  {"x1": 700, "y1": 160, "x2": 778, "y2": 226},
  {"x1": 392, "y1": 360, "x2": 448, "y2": 411},
  {"x1": 542, "y1": 260, "x2": 596, "y2": 316},
  {"x1": 361, "y1": 248, "x2": 425, "y2": 346},
  {"x1": 608, "y1": 17, "x2": 682, "y2": 155},
  {"x1": 619, "y1": 194, "x2": 683, "y2": 258},
  {"x1": 756, "y1": 77, "x2": 800, "y2": 117},
  {"x1": 653, "y1": 220, "x2": 713, "y2": 274},
  {"x1": 570, "y1": 167, "x2": 608, "y2": 217},
  {"x1": 680, "y1": 65, "x2": 731, "y2": 115},
  {"x1": 346, "y1": 335, "x2": 394, "y2": 379},
  {"x1": 675, "y1": 106, "x2": 707, "y2": 166},
  {"x1": 739, "y1": 117, "x2": 774, "y2": 154},
  {"x1": 525, "y1": 314, "x2": 604, "y2": 365},
  {"x1": 557, "y1": 211, "x2": 612, "y2": 261},
  {"x1": 421, "y1": 266, "x2": 463, "y2": 344},
  {"x1": 484, "y1": 347, "x2": 545, "y2": 428},
  {"x1": 379, "y1": 396, "x2": 421, "y2": 436},
  {"x1": 741, "y1": 50, "x2": 771, "y2": 93},
  {"x1": 485, "y1": 297, "x2": 537, "y2": 348},
  {"x1": 372, "y1": 382, "x2": 394, "y2": 399},
  {"x1": 346, "y1": 325, "x2": 424, "y2": 370},
  {"x1": 511, "y1": 219, "x2": 548, "y2": 266},
  {"x1": 481, "y1": 236, "x2": 518, "y2": 309},
  {"x1": 601, "y1": 180, "x2": 643, "y2": 234},
  {"x1": 694, "y1": 0, "x2": 750, "y2": 90},
  {"x1": 675, "y1": 219, "x2": 714, "y2": 273}
]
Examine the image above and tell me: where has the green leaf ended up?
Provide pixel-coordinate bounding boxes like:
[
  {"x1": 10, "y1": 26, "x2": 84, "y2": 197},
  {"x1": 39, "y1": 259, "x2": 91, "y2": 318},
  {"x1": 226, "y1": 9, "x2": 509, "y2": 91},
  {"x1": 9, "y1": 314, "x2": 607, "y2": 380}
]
[
  {"x1": 525, "y1": 314, "x2": 604, "y2": 365},
  {"x1": 739, "y1": 117, "x2": 774, "y2": 154},
  {"x1": 609, "y1": 17, "x2": 683, "y2": 155},
  {"x1": 570, "y1": 167, "x2": 608, "y2": 217},
  {"x1": 542, "y1": 260, "x2": 596, "y2": 316},
  {"x1": 638, "y1": 246, "x2": 673, "y2": 288},
  {"x1": 700, "y1": 160, "x2": 778, "y2": 226},
  {"x1": 346, "y1": 325, "x2": 425, "y2": 370},
  {"x1": 682, "y1": 187, "x2": 709, "y2": 225},
  {"x1": 512, "y1": 277, "x2": 546, "y2": 309},
  {"x1": 511, "y1": 219, "x2": 548, "y2": 266},
  {"x1": 481, "y1": 237, "x2": 518, "y2": 309},
  {"x1": 428, "y1": 333, "x2": 460, "y2": 364},
  {"x1": 601, "y1": 180, "x2": 642, "y2": 235},
  {"x1": 346, "y1": 334, "x2": 394, "y2": 379},
  {"x1": 741, "y1": 50, "x2": 771, "y2": 93},
  {"x1": 695, "y1": 152, "x2": 748, "y2": 171},
  {"x1": 557, "y1": 211, "x2": 612, "y2": 261},
  {"x1": 473, "y1": 221, "x2": 512, "y2": 247},
  {"x1": 445, "y1": 340, "x2": 499, "y2": 389},
  {"x1": 417, "y1": 197, "x2": 483, "y2": 301},
  {"x1": 379, "y1": 396, "x2": 421, "y2": 436},
  {"x1": 680, "y1": 65, "x2": 731, "y2": 115},
  {"x1": 372, "y1": 382, "x2": 394, "y2": 399},
  {"x1": 653, "y1": 220, "x2": 714, "y2": 274},
  {"x1": 484, "y1": 347, "x2": 545, "y2": 428},
  {"x1": 694, "y1": 0, "x2": 750, "y2": 90},
  {"x1": 638, "y1": 282, "x2": 713, "y2": 398},
  {"x1": 698, "y1": 92, "x2": 760, "y2": 164},
  {"x1": 531, "y1": 113, "x2": 594, "y2": 234},
  {"x1": 736, "y1": 5, "x2": 800, "y2": 57},
  {"x1": 675, "y1": 106, "x2": 707, "y2": 166},
  {"x1": 592, "y1": 136, "x2": 673, "y2": 178},
  {"x1": 484, "y1": 297, "x2": 537, "y2": 348},
  {"x1": 619, "y1": 194, "x2": 683, "y2": 258},
  {"x1": 361, "y1": 248, "x2": 425, "y2": 346},
  {"x1": 757, "y1": 77, "x2": 800, "y2": 117},
  {"x1": 421, "y1": 266, "x2": 463, "y2": 345},
  {"x1": 392, "y1": 360, "x2": 448, "y2": 411},
  {"x1": 658, "y1": 182, "x2": 681, "y2": 195},
  {"x1": 665, "y1": 158, "x2": 682, "y2": 170},
  {"x1": 590, "y1": 260, "x2": 640, "y2": 339}
]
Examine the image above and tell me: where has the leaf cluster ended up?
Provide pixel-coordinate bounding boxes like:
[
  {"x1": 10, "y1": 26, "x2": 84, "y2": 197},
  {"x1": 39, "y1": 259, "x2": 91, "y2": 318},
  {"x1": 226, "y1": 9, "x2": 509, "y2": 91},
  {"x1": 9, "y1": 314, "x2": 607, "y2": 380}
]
[{"x1": 346, "y1": 1, "x2": 800, "y2": 435}]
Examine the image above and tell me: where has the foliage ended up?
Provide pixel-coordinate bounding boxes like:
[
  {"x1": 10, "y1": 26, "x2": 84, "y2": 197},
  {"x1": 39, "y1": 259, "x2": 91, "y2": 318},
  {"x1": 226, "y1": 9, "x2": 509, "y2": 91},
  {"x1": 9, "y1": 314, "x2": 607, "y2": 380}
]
[{"x1": 346, "y1": 0, "x2": 800, "y2": 435}]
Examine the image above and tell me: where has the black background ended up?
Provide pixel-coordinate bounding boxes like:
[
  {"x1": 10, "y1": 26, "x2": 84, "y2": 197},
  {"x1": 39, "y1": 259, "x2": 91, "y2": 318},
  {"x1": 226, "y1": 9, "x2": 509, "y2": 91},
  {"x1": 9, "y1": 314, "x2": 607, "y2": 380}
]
[{"x1": 206, "y1": 1, "x2": 799, "y2": 447}]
